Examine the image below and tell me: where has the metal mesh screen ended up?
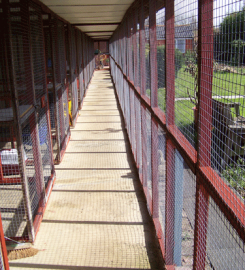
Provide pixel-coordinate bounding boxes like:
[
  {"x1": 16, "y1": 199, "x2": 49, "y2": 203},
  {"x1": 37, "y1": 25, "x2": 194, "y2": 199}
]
[
  {"x1": 212, "y1": 0, "x2": 245, "y2": 201},
  {"x1": 206, "y1": 197, "x2": 245, "y2": 270},
  {"x1": 145, "y1": 10, "x2": 151, "y2": 98},
  {"x1": 181, "y1": 158, "x2": 196, "y2": 268},
  {"x1": 0, "y1": 0, "x2": 30, "y2": 240},
  {"x1": 146, "y1": 109, "x2": 152, "y2": 201},
  {"x1": 0, "y1": 247, "x2": 3, "y2": 270},
  {"x1": 156, "y1": 7, "x2": 166, "y2": 112},
  {"x1": 76, "y1": 30, "x2": 84, "y2": 108},
  {"x1": 0, "y1": 0, "x2": 56, "y2": 241},
  {"x1": 158, "y1": 127, "x2": 165, "y2": 234},
  {"x1": 135, "y1": 96, "x2": 142, "y2": 176},
  {"x1": 110, "y1": 0, "x2": 245, "y2": 268}
]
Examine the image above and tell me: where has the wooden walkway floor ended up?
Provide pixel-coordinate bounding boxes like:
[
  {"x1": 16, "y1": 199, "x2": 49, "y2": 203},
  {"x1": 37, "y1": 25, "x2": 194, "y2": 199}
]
[{"x1": 10, "y1": 69, "x2": 164, "y2": 270}]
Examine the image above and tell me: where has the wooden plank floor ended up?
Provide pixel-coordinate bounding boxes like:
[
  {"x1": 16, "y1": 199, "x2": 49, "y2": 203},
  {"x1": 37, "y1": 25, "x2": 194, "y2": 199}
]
[{"x1": 9, "y1": 69, "x2": 164, "y2": 270}]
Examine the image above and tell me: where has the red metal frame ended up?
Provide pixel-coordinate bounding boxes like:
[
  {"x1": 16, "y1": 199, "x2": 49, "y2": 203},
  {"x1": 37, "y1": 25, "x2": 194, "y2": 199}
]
[
  {"x1": 109, "y1": 0, "x2": 245, "y2": 267},
  {"x1": 0, "y1": 213, "x2": 9, "y2": 270}
]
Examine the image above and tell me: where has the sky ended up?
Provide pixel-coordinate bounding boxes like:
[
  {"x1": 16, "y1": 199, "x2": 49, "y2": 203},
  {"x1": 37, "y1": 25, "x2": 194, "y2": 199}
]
[{"x1": 156, "y1": 0, "x2": 244, "y2": 27}]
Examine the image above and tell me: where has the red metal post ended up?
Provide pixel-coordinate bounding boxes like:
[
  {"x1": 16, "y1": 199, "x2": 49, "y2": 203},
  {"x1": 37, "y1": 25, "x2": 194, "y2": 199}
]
[
  {"x1": 197, "y1": 0, "x2": 214, "y2": 167},
  {"x1": 165, "y1": 0, "x2": 175, "y2": 127},
  {"x1": 149, "y1": 0, "x2": 159, "y2": 220},
  {"x1": 133, "y1": 7, "x2": 138, "y2": 87},
  {"x1": 165, "y1": 0, "x2": 176, "y2": 265},
  {"x1": 128, "y1": 12, "x2": 133, "y2": 82},
  {"x1": 0, "y1": 213, "x2": 9, "y2": 270},
  {"x1": 193, "y1": 0, "x2": 214, "y2": 268},
  {"x1": 139, "y1": 0, "x2": 146, "y2": 96},
  {"x1": 149, "y1": 0, "x2": 158, "y2": 108}
]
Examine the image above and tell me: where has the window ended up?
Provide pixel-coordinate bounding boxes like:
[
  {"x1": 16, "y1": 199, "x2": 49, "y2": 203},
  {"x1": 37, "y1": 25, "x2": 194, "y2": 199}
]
[{"x1": 175, "y1": 39, "x2": 185, "y2": 53}]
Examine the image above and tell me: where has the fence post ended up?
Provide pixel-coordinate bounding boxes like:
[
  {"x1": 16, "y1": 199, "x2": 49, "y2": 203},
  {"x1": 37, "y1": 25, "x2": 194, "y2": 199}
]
[
  {"x1": 149, "y1": 0, "x2": 159, "y2": 219},
  {"x1": 194, "y1": 0, "x2": 214, "y2": 269},
  {"x1": 165, "y1": 0, "x2": 176, "y2": 267},
  {"x1": 0, "y1": 213, "x2": 9, "y2": 270},
  {"x1": 139, "y1": 0, "x2": 146, "y2": 96}
]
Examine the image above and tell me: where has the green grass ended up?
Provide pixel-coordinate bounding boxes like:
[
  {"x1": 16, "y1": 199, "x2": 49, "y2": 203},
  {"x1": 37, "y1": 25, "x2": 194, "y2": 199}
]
[{"x1": 175, "y1": 67, "x2": 245, "y2": 98}]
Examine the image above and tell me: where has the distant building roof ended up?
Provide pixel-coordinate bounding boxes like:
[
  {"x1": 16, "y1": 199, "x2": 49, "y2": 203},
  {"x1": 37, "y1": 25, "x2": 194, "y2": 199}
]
[{"x1": 145, "y1": 24, "x2": 195, "y2": 40}]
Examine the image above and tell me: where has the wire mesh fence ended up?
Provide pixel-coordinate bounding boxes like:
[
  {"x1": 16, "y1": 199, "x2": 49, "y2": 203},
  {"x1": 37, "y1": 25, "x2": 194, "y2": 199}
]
[
  {"x1": 110, "y1": 0, "x2": 245, "y2": 268},
  {"x1": 0, "y1": 0, "x2": 95, "y2": 245},
  {"x1": 43, "y1": 16, "x2": 70, "y2": 164}
]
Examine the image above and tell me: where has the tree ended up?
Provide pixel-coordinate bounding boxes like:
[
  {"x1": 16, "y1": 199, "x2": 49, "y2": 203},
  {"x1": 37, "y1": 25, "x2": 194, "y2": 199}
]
[
  {"x1": 214, "y1": 7, "x2": 245, "y2": 65},
  {"x1": 156, "y1": 45, "x2": 184, "y2": 88}
]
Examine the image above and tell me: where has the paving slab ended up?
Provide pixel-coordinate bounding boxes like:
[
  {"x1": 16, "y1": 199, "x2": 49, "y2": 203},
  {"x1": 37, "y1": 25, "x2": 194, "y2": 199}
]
[{"x1": 9, "y1": 69, "x2": 164, "y2": 270}]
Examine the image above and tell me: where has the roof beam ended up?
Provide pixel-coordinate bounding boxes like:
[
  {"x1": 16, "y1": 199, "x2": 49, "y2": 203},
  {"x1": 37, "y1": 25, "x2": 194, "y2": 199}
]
[
  {"x1": 71, "y1": 22, "x2": 120, "y2": 26},
  {"x1": 84, "y1": 31, "x2": 114, "y2": 33}
]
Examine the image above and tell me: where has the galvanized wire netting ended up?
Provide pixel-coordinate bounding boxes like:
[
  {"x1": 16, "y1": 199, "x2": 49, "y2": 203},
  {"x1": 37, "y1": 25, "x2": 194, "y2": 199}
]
[
  {"x1": 110, "y1": 0, "x2": 245, "y2": 269},
  {"x1": 0, "y1": 0, "x2": 94, "y2": 245}
]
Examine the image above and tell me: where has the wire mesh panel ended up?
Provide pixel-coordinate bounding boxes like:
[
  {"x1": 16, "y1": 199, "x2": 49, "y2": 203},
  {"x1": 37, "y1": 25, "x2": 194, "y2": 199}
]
[
  {"x1": 67, "y1": 24, "x2": 78, "y2": 127},
  {"x1": 144, "y1": 4, "x2": 151, "y2": 98},
  {"x1": 0, "y1": 0, "x2": 55, "y2": 241},
  {"x1": 82, "y1": 34, "x2": 88, "y2": 90},
  {"x1": 76, "y1": 30, "x2": 84, "y2": 109},
  {"x1": 0, "y1": 248, "x2": 3, "y2": 270},
  {"x1": 174, "y1": 0, "x2": 198, "y2": 148},
  {"x1": 206, "y1": 197, "x2": 245, "y2": 270},
  {"x1": 156, "y1": 7, "x2": 166, "y2": 112},
  {"x1": 109, "y1": 0, "x2": 245, "y2": 269},
  {"x1": 146, "y1": 109, "x2": 152, "y2": 201},
  {"x1": 0, "y1": 0, "x2": 33, "y2": 241},
  {"x1": 178, "y1": 156, "x2": 196, "y2": 268},
  {"x1": 212, "y1": 0, "x2": 245, "y2": 198},
  {"x1": 135, "y1": 96, "x2": 142, "y2": 176},
  {"x1": 25, "y1": 0, "x2": 54, "y2": 234},
  {"x1": 158, "y1": 127, "x2": 166, "y2": 234},
  {"x1": 129, "y1": 87, "x2": 136, "y2": 156}
]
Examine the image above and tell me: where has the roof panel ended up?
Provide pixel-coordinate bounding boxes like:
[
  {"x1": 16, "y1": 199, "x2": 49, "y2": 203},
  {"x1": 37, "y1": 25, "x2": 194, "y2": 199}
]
[
  {"x1": 77, "y1": 25, "x2": 118, "y2": 32},
  {"x1": 60, "y1": 12, "x2": 124, "y2": 18},
  {"x1": 46, "y1": 5, "x2": 128, "y2": 14},
  {"x1": 39, "y1": 0, "x2": 135, "y2": 39},
  {"x1": 41, "y1": 0, "x2": 133, "y2": 5}
]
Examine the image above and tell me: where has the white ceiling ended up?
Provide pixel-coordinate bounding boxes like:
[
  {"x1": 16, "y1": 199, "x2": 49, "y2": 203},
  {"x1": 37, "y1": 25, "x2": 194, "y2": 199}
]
[{"x1": 40, "y1": 0, "x2": 135, "y2": 40}]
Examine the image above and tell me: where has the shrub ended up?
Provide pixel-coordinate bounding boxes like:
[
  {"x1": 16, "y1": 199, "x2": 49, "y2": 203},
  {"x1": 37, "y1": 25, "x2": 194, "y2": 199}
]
[
  {"x1": 222, "y1": 158, "x2": 245, "y2": 198},
  {"x1": 155, "y1": 45, "x2": 185, "y2": 88}
]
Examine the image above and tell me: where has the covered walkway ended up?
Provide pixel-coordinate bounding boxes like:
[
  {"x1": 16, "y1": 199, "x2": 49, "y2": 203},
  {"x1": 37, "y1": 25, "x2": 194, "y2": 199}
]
[{"x1": 9, "y1": 69, "x2": 164, "y2": 270}]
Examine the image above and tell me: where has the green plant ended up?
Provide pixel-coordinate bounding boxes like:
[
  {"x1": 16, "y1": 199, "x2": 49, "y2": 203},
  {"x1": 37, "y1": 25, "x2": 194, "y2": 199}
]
[
  {"x1": 174, "y1": 48, "x2": 184, "y2": 77},
  {"x1": 222, "y1": 158, "x2": 245, "y2": 198}
]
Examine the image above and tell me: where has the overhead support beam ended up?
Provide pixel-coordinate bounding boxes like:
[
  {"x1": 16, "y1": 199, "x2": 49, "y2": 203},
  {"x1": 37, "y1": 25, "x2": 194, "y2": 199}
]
[
  {"x1": 72, "y1": 22, "x2": 120, "y2": 26},
  {"x1": 84, "y1": 31, "x2": 114, "y2": 33}
]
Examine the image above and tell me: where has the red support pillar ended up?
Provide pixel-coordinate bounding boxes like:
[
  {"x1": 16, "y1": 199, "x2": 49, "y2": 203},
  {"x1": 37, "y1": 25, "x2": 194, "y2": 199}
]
[
  {"x1": 0, "y1": 213, "x2": 9, "y2": 270},
  {"x1": 149, "y1": 0, "x2": 158, "y2": 108},
  {"x1": 133, "y1": 7, "x2": 138, "y2": 88},
  {"x1": 194, "y1": 0, "x2": 214, "y2": 269},
  {"x1": 165, "y1": 0, "x2": 175, "y2": 127},
  {"x1": 197, "y1": 0, "x2": 214, "y2": 167},
  {"x1": 128, "y1": 12, "x2": 133, "y2": 82},
  {"x1": 165, "y1": 0, "x2": 176, "y2": 266},
  {"x1": 139, "y1": 0, "x2": 146, "y2": 96},
  {"x1": 149, "y1": 0, "x2": 159, "y2": 219}
]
